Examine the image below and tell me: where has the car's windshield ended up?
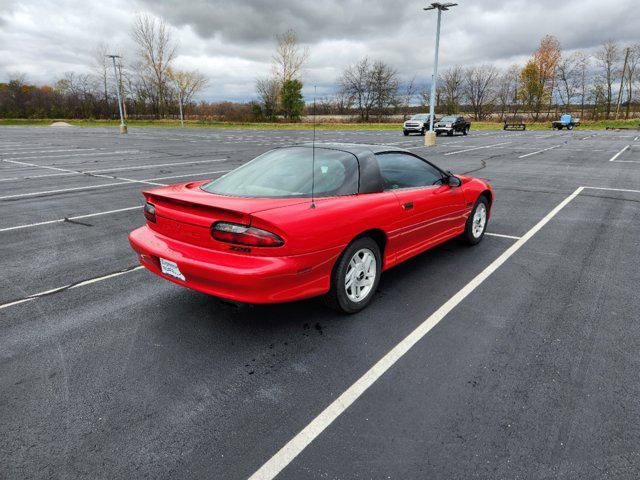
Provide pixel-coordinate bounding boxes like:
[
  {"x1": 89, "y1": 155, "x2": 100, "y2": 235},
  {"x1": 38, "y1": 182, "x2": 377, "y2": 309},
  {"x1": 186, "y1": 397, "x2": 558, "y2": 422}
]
[
  {"x1": 201, "y1": 147, "x2": 359, "y2": 198},
  {"x1": 411, "y1": 114, "x2": 430, "y2": 121},
  {"x1": 440, "y1": 116, "x2": 457, "y2": 122}
]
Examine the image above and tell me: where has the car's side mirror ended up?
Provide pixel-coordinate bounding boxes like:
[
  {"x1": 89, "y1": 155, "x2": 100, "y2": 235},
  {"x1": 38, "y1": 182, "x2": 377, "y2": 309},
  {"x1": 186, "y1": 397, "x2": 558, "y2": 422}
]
[{"x1": 448, "y1": 175, "x2": 462, "y2": 187}]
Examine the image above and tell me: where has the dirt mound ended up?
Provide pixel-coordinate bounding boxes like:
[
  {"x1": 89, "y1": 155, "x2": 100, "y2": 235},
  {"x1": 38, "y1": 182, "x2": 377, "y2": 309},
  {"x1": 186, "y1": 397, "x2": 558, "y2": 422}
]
[{"x1": 50, "y1": 121, "x2": 73, "y2": 127}]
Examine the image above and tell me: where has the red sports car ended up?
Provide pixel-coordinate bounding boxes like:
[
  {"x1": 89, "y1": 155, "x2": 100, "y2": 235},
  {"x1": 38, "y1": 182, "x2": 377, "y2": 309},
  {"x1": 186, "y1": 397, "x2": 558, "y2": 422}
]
[{"x1": 129, "y1": 143, "x2": 493, "y2": 313}]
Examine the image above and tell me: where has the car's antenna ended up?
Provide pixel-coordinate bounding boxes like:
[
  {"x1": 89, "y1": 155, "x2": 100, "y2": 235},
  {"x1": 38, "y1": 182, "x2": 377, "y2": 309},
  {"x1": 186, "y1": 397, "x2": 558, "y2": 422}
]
[{"x1": 311, "y1": 85, "x2": 317, "y2": 209}]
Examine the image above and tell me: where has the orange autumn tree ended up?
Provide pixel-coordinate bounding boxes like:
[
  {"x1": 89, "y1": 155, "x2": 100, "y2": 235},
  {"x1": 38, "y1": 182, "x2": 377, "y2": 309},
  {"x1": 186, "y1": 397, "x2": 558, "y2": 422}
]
[{"x1": 519, "y1": 35, "x2": 562, "y2": 121}]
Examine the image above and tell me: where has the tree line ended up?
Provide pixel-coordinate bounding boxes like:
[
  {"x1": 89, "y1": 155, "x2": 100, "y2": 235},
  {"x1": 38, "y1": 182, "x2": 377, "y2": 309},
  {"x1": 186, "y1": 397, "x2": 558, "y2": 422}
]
[
  {"x1": 1, "y1": 26, "x2": 639, "y2": 123},
  {"x1": 0, "y1": 14, "x2": 207, "y2": 120},
  {"x1": 309, "y1": 35, "x2": 640, "y2": 122}
]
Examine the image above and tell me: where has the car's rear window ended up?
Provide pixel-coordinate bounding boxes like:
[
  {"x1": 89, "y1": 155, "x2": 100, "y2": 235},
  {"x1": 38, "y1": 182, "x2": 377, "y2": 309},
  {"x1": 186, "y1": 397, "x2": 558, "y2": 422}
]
[{"x1": 202, "y1": 147, "x2": 359, "y2": 198}]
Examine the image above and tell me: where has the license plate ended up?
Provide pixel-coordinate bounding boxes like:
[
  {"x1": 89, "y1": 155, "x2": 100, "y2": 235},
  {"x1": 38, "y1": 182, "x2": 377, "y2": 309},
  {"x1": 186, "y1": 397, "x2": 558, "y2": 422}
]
[{"x1": 159, "y1": 258, "x2": 185, "y2": 281}]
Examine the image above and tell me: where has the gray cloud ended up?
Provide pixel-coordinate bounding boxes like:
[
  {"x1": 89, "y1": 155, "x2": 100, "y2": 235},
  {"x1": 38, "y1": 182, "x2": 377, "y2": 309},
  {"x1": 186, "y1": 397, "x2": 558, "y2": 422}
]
[
  {"x1": 1, "y1": 0, "x2": 639, "y2": 101},
  {"x1": 136, "y1": 0, "x2": 416, "y2": 44}
]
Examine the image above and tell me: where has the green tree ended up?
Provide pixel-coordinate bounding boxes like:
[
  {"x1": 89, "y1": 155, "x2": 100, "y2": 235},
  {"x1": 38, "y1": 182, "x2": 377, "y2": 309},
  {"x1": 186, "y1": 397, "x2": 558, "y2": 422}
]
[
  {"x1": 280, "y1": 79, "x2": 305, "y2": 121},
  {"x1": 518, "y1": 60, "x2": 545, "y2": 120}
]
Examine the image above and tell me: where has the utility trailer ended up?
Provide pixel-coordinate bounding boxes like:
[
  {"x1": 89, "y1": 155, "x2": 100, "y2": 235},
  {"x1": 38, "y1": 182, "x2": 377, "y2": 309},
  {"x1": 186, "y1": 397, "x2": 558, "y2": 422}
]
[{"x1": 552, "y1": 114, "x2": 580, "y2": 130}]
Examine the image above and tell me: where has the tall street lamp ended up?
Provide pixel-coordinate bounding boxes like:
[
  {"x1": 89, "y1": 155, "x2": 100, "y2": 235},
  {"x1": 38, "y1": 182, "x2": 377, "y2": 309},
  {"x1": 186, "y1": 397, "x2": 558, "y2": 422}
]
[
  {"x1": 424, "y1": 2, "x2": 457, "y2": 146},
  {"x1": 106, "y1": 54, "x2": 127, "y2": 134}
]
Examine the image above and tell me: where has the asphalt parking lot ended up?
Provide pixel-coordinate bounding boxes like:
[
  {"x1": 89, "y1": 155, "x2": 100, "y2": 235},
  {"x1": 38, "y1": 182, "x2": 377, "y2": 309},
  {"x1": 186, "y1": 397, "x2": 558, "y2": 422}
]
[{"x1": 2, "y1": 125, "x2": 640, "y2": 479}]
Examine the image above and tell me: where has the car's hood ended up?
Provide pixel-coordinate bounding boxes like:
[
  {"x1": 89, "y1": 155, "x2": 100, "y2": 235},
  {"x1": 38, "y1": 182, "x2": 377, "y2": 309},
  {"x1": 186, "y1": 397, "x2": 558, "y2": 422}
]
[{"x1": 404, "y1": 119, "x2": 425, "y2": 124}]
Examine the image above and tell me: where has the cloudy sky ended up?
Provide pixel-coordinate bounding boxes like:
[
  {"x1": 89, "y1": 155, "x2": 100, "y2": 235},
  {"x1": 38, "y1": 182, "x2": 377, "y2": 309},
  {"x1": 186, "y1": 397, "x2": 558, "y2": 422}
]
[{"x1": 1, "y1": 0, "x2": 639, "y2": 102}]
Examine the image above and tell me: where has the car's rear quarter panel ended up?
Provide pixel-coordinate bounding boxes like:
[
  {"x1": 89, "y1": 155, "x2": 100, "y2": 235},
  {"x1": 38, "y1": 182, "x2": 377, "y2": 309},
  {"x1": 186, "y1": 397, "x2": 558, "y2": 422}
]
[{"x1": 251, "y1": 191, "x2": 402, "y2": 267}]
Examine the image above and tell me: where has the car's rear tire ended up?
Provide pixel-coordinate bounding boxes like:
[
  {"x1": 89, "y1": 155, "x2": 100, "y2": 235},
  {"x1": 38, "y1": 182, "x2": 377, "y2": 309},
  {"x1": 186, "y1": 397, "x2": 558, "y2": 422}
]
[
  {"x1": 325, "y1": 237, "x2": 382, "y2": 314},
  {"x1": 463, "y1": 127, "x2": 469, "y2": 135},
  {"x1": 462, "y1": 196, "x2": 489, "y2": 245},
  {"x1": 568, "y1": 124, "x2": 573, "y2": 130}
]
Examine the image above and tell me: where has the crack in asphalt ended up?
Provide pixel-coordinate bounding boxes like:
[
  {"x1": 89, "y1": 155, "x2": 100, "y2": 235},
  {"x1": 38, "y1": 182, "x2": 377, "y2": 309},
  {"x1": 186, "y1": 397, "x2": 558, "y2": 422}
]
[{"x1": 63, "y1": 218, "x2": 93, "y2": 227}]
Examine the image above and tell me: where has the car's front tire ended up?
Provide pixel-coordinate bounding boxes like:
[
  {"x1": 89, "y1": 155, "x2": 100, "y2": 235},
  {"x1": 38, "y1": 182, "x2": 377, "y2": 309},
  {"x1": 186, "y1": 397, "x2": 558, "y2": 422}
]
[
  {"x1": 325, "y1": 237, "x2": 381, "y2": 314},
  {"x1": 421, "y1": 127, "x2": 426, "y2": 136},
  {"x1": 463, "y1": 196, "x2": 489, "y2": 245},
  {"x1": 403, "y1": 130, "x2": 409, "y2": 136}
]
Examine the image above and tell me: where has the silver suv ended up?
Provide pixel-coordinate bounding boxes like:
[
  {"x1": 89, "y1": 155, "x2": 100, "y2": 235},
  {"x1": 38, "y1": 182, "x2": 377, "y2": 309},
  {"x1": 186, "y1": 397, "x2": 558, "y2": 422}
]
[{"x1": 403, "y1": 114, "x2": 437, "y2": 136}]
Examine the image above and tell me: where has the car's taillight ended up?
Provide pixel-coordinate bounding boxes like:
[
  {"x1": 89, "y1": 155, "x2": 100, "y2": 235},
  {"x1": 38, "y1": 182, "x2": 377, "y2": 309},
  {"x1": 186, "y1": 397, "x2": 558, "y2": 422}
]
[
  {"x1": 211, "y1": 222, "x2": 284, "y2": 247},
  {"x1": 144, "y1": 202, "x2": 156, "y2": 223}
]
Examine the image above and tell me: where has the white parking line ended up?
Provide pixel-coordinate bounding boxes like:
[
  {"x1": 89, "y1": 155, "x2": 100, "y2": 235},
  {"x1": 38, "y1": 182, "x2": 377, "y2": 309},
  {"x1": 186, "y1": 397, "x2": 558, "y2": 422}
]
[
  {"x1": 485, "y1": 232, "x2": 521, "y2": 240},
  {"x1": 0, "y1": 178, "x2": 165, "y2": 200},
  {"x1": 583, "y1": 186, "x2": 640, "y2": 194},
  {"x1": 444, "y1": 142, "x2": 511, "y2": 156},
  {"x1": 1, "y1": 150, "x2": 138, "y2": 161},
  {"x1": 1, "y1": 148, "x2": 96, "y2": 155},
  {"x1": 609, "y1": 145, "x2": 630, "y2": 162},
  {"x1": 0, "y1": 158, "x2": 229, "y2": 181},
  {"x1": 248, "y1": 186, "x2": 585, "y2": 480},
  {"x1": 518, "y1": 144, "x2": 561, "y2": 158},
  {"x1": 0, "y1": 266, "x2": 144, "y2": 311},
  {"x1": 144, "y1": 169, "x2": 230, "y2": 181},
  {"x1": 85, "y1": 158, "x2": 227, "y2": 174},
  {"x1": 634, "y1": 136, "x2": 639, "y2": 142},
  {"x1": 0, "y1": 206, "x2": 143, "y2": 232},
  {"x1": 0, "y1": 171, "x2": 230, "y2": 231}
]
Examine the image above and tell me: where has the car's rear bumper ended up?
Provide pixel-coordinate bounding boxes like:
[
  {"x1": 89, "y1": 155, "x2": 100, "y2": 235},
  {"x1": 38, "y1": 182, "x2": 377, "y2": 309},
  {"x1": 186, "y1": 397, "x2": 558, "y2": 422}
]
[{"x1": 129, "y1": 226, "x2": 342, "y2": 304}]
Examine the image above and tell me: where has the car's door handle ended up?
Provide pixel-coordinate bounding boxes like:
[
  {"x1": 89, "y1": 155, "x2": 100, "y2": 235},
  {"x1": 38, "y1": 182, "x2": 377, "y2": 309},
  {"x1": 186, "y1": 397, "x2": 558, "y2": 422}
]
[{"x1": 402, "y1": 202, "x2": 414, "y2": 210}]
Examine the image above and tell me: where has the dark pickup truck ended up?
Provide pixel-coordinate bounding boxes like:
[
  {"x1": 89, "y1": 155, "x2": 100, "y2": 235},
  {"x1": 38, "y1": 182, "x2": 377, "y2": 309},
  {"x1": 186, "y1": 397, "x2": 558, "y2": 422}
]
[{"x1": 434, "y1": 115, "x2": 471, "y2": 136}]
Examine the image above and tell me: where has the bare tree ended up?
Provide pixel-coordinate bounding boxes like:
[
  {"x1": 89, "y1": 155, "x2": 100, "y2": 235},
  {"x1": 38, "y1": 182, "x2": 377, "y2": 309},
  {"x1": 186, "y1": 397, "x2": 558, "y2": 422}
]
[
  {"x1": 399, "y1": 76, "x2": 418, "y2": 119},
  {"x1": 595, "y1": 41, "x2": 619, "y2": 118},
  {"x1": 463, "y1": 65, "x2": 498, "y2": 120},
  {"x1": 370, "y1": 60, "x2": 399, "y2": 119},
  {"x1": 440, "y1": 66, "x2": 464, "y2": 114},
  {"x1": 340, "y1": 58, "x2": 376, "y2": 121},
  {"x1": 574, "y1": 52, "x2": 590, "y2": 119},
  {"x1": 255, "y1": 77, "x2": 280, "y2": 121},
  {"x1": 333, "y1": 88, "x2": 354, "y2": 115},
  {"x1": 169, "y1": 69, "x2": 208, "y2": 110},
  {"x1": 419, "y1": 81, "x2": 442, "y2": 110},
  {"x1": 92, "y1": 42, "x2": 112, "y2": 108},
  {"x1": 624, "y1": 44, "x2": 639, "y2": 119},
  {"x1": 556, "y1": 53, "x2": 583, "y2": 109},
  {"x1": 340, "y1": 58, "x2": 398, "y2": 122},
  {"x1": 495, "y1": 65, "x2": 519, "y2": 121},
  {"x1": 272, "y1": 29, "x2": 309, "y2": 83},
  {"x1": 131, "y1": 13, "x2": 177, "y2": 117}
]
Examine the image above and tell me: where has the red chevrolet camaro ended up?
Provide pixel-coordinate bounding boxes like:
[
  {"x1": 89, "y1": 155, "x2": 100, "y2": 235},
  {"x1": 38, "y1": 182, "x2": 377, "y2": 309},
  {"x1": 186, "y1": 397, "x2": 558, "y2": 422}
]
[{"x1": 129, "y1": 143, "x2": 493, "y2": 313}]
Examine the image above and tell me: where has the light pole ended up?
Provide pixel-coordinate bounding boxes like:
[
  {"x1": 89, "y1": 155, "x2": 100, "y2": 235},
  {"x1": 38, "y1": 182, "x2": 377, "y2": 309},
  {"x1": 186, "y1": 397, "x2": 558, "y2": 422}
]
[
  {"x1": 107, "y1": 54, "x2": 127, "y2": 134},
  {"x1": 176, "y1": 85, "x2": 184, "y2": 127},
  {"x1": 424, "y1": 2, "x2": 457, "y2": 146}
]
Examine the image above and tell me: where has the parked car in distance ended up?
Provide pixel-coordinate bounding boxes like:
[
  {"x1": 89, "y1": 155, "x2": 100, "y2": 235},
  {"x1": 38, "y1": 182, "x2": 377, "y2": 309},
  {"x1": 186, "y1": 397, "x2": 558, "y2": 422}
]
[
  {"x1": 129, "y1": 143, "x2": 493, "y2": 314},
  {"x1": 552, "y1": 114, "x2": 580, "y2": 130},
  {"x1": 435, "y1": 115, "x2": 471, "y2": 136},
  {"x1": 403, "y1": 114, "x2": 437, "y2": 136}
]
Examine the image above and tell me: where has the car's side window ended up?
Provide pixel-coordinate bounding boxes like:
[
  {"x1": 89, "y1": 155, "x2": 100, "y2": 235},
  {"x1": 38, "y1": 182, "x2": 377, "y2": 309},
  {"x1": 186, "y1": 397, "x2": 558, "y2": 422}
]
[{"x1": 376, "y1": 153, "x2": 444, "y2": 191}]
